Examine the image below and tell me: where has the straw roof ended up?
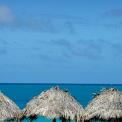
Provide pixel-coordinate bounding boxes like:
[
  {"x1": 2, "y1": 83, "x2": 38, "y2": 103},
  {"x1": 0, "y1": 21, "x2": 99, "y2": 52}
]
[
  {"x1": 0, "y1": 92, "x2": 21, "y2": 121},
  {"x1": 23, "y1": 86, "x2": 84, "y2": 121},
  {"x1": 84, "y1": 88, "x2": 122, "y2": 121}
]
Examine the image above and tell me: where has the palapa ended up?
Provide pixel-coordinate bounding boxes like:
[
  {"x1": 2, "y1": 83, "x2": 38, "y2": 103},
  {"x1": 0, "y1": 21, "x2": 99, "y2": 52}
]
[
  {"x1": 84, "y1": 88, "x2": 122, "y2": 122},
  {"x1": 23, "y1": 86, "x2": 84, "y2": 122},
  {"x1": 0, "y1": 91, "x2": 21, "y2": 122}
]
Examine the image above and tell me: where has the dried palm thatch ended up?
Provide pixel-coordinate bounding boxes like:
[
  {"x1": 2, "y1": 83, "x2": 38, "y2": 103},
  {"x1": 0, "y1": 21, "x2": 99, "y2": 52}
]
[
  {"x1": 84, "y1": 88, "x2": 122, "y2": 122},
  {"x1": 23, "y1": 86, "x2": 84, "y2": 122},
  {"x1": 0, "y1": 91, "x2": 21, "y2": 122}
]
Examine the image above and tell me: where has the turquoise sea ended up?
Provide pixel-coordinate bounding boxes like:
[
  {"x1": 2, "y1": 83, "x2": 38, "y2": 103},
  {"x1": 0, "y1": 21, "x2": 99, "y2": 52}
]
[{"x1": 0, "y1": 84, "x2": 122, "y2": 122}]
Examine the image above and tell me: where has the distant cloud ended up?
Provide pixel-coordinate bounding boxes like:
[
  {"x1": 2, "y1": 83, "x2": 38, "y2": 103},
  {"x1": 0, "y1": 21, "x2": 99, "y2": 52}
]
[
  {"x1": 96, "y1": 9, "x2": 122, "y2": 29},
  {"x1": 50, "y1": 39, "x2": 72, "y2": 49},
  {"x1": 46, "y1": 38, "x2": 122, "y2": 60},
  {"x1": 71, "y1": 39, "x2": 103, "y2": 59},
  {"x1": 0, "y1": 38, "x2": 8, "y2": 56},
  {"x1": 26, "y1": 18, "x2": 57, "y2": 33},
  {"x1": 0, "y1": 37, "x2": 9, "y2": 45},
  {"x1": 103, "y1": 8, "x2": 122, "y2": 18},
  {"x1": 4, "y1": 36, "x2": 122, "y2": 61},
  {"x1": 0, "y1": 5, "x2": 56, "y2": 33},
  {"x1": 0, "y1": 5, "x2": 15, "y2": 25},
  {"x1": 30, "y1": 53, "x2": 67, "y2": 64},
  {"x1": 39, "y1": 39, "x2": 72, "y2": 51},
  {"x1": 0, "y1": 6, "x2": 85, "y2": 34},
  {"x1": 37, "y1": 39, "x2": 103, "y2": 60},
  {"x1": 38, "y1": 54, "x2": 52, "y2": 61},
  {"x1": 38, "y1": 13, "x2": 85, "y2": 23},
  {"x1": 0, "y1": 48, "x2": 7, "y2": 56},
  {"x1": 64, "y1": 21, "x2": 76, "y2": 34},
  {"x1": 25, "y1": 13, "x2": 86, "y2": 34},
  {"x1": 100, "y1": 39, "x2": 122, "y2": 56}
]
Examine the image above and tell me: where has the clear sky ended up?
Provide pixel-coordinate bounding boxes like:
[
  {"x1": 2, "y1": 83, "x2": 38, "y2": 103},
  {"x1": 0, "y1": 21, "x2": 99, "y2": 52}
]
[{"x1": 0, "y1": 0, "x2": 122, "y2": 83}]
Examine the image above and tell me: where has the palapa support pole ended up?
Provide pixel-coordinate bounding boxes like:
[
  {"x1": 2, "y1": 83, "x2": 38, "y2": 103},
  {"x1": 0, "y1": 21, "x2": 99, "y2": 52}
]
[
  {"x1": 67, "y1": 118, "x2": 71, "y2": 122},
  {"x1": 16, "y1": 118, "x2": 20, "y2": 122},
  {"x1": 75, "y1": 115, "x2": 77, "y2": 122},
  {"x1": 53, "y1": 118, "x2": 56, "y2": 122},
  {"x1": 17, "y1": 119, "x2": 20, "y2": 122},
  {"x1": 62, "y1": 117, "x2": 67, "y2": 122}
]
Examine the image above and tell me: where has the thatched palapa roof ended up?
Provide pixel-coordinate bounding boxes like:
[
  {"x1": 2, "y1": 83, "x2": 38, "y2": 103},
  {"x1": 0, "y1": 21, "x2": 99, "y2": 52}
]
[
  {"x1": 0, "y1": 92, "x2": 21, "y2": 122},
  {"x1": 84, "y1": 88, "x2": 122, "y2": 121},
  {"x1": 23, "y1": 86, "x2": 84, "y2": 122}
]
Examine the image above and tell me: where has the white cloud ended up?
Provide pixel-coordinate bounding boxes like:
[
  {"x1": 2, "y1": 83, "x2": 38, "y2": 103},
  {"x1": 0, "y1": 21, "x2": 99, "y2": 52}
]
[{"x1": 0, "y1": 5, "x2": 15, "y2": 24}]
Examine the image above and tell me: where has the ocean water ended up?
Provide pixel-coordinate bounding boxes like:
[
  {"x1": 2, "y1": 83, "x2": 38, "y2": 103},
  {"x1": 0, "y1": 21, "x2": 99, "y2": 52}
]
[{"x1": 0, "y1": 83, "x2": 122, "y2": 122}]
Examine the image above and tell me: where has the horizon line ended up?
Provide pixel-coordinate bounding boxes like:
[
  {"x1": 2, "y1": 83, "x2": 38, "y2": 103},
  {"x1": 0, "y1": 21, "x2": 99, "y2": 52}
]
[{"x1": 0, "y1": 83, "x2": 121, "y2": 85}]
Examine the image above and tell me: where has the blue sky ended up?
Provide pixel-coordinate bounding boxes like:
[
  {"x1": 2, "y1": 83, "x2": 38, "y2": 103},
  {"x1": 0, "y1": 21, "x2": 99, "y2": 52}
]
[{"x1": 0, "y1": 0, "x2": 122, "y2": 83}]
